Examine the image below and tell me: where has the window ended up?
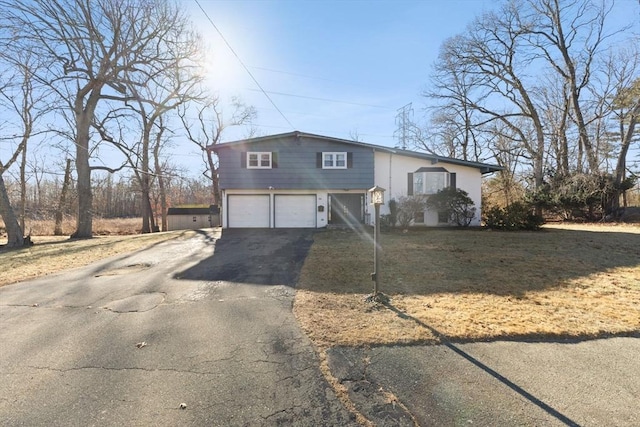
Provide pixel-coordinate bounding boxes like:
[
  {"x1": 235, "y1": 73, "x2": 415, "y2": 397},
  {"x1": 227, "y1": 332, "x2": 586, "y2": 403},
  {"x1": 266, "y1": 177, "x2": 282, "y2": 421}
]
[
  {"x1": 413, "y1": 171, "x2": 448, "y2": 195},
  {"x1": 323, "y1": 152, "x2": 347, "y2": 169},
  {"x1": 413, "y1": 173, "x2": 423, "y2": 196},
  {"x1": 425, "y1": 172, "x2": 447, "y2": 194},
  {"x1": 438, "y1": 211, "x2": 449, "y2": 224},
  {"x1": 247, "y1": 152, "x2": 272, "y2": 169},
  {"x1": 414, "y1": 211, "x2": 425, "y2": 223}
]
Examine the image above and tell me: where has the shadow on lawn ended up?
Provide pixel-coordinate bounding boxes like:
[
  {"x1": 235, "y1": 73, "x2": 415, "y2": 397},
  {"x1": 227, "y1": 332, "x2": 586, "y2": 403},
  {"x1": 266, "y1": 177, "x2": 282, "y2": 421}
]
[
  {"x1": 380, "y1": 299, "x2": 640, "y2": 345},
  {"x1": 310, "y1": 227, "x2": 640, "y2": 296},
  {"x1": 174, "y1": 228, "x2": 316, "y2": 286}
]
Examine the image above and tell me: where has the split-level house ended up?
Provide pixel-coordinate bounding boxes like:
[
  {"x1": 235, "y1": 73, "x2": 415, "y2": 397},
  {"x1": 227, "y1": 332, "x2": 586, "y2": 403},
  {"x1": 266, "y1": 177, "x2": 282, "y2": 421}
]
[{"x1": 214, "y1": 131, "x2": 501, "y2": 228}]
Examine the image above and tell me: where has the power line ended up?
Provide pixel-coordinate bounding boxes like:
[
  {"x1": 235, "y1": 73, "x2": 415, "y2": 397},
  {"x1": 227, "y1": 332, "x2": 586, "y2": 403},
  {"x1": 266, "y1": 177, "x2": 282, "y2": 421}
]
[
  {"x1": 246, "y1": 88, "x2": 395, "y2": 110},
  {"x1": 249, "y1": 66, "x2": 343, "y2": 84},
  {"x1": 193, "y1": 0, "x2": 296, "y2": 130}
]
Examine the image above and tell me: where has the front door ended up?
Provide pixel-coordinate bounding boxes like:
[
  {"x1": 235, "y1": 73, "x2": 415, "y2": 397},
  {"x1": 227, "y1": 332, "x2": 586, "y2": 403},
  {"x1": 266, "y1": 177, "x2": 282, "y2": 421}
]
[{"x1": 329, "y1": 193, "x2": 364, "y2": 225}]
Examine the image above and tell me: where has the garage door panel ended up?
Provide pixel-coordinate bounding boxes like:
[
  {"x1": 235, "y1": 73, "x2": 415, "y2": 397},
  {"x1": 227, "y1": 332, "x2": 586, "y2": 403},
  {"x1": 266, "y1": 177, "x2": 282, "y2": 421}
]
[
  {"x1": 275, "y1": 195, "x2": 316, "y2": 228},
  {"x1": 228, "y1": 195, "x2": 270, "y2": 228}
]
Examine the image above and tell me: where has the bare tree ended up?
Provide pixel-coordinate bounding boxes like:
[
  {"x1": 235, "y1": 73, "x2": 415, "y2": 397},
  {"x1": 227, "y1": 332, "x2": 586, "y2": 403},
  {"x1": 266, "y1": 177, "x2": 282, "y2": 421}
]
[
  {"x1": 180, "y1": 96, "x2": 256, "y2": 205},
  {"x1": 120, "y1": 28, "x2": 205, "y2": 233},
  {"x1": 0, "y1": 49, "x2": 49, "y2": 246},
  {"x1": 525, "y1": 0, "x2": 620, "y2": 173},
  {"x1": 0, "y1": 0, "x2": 203, "y2": 238},
  {"x1": 433, "y1": 4, "x2": 547, "y2": 188},
  {"x1": 486, "y1": 122, "x2": 528, "y2": 207},
  {"x1": 349, "y1": 129, "x2": 362, "y2": 142},
  {"x1": 0, "y1": 71, "x2": 25, "y2": 247},
  {"x1": 606, "y1": 62, "x2": 640, "y2": 211},
  {"x1": 426, "y1": 0, "x2": 634, "y2": 204},
  {"x1": 427, "y1": 38, "x2": 485, "y2": 161}
]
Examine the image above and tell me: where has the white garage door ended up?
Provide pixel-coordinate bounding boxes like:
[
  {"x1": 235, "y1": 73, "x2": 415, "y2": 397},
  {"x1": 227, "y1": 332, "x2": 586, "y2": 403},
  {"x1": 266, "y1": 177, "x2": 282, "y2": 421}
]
[
  {"x1": 274, "y1": 195, "x2": 316, "y2": 228},
  {"x1": 228, "y1": 195, "x2": 270, "y2": 228}
]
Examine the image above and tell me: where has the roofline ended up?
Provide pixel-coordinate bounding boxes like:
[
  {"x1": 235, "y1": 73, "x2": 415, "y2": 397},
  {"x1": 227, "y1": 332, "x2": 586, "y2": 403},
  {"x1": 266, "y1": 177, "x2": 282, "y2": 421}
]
[{"x1": 212, "y1": 130, "x2": 503, "y2": 174}]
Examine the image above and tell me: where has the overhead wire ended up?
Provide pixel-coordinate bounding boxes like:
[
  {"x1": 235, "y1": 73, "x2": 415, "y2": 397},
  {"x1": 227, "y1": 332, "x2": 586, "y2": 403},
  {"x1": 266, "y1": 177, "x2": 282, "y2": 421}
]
[
  {"x1": 246, "y1": 89, "x2": 395, "y2": 110},
  {"x1": 193, "y1": 0, "x2": 296, "y2": 130}
]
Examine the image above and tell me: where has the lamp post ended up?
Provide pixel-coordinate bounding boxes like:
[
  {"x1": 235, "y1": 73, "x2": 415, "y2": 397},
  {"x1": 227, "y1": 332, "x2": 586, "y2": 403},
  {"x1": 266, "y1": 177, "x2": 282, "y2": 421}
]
[{"x1": 368, "y1": 185, "x2": 386, "y2": 296}]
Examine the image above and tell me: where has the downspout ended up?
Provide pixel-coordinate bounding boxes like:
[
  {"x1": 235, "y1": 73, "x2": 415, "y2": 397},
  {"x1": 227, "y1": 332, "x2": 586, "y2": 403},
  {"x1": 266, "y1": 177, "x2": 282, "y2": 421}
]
[{"x1": 388, "y1": 152, "x2": 393, "y2": 195}]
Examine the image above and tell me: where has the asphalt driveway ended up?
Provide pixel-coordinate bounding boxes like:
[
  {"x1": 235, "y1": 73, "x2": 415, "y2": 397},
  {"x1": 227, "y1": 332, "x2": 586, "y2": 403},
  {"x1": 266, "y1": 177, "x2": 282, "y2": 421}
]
[
  {"x1": 2, "y1": 228, "x2": 638, "y2": 426},
  {"x1": 0, "y1": 229, "x2": 357, "y2": 426},
  {"x1": 327, "y1": 337, "x2": 640, "y2": 426}
]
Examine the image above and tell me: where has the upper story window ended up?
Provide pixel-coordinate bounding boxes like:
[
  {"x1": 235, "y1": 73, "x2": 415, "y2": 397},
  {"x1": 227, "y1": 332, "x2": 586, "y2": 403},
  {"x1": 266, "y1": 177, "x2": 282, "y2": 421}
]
[
  {"x1": 323, "y1": 152, "x2": 347, "y2": 169},
  {"x1": 247, "y1": 152, "x2": 272, "y2": 169}
]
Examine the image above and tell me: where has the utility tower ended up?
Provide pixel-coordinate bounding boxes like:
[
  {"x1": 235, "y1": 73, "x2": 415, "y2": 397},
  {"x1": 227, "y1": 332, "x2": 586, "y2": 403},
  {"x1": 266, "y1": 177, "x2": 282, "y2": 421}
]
[{"x1": 394, "y1": 103, "x2": 414, "y2": 150}]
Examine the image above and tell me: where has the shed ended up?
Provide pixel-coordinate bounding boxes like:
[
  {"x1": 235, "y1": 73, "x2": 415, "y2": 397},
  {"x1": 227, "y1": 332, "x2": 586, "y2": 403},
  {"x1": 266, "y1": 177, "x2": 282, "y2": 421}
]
[{"x1": 167, "y1": 205, "x2": 220, "y2": 231}]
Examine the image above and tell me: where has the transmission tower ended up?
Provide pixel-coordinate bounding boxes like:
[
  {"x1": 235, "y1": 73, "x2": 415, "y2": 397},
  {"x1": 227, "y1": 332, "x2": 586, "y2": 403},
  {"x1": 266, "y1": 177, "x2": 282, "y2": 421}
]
[{"x1": 394, "y1": 103, "x2": 414, "y2": 150}]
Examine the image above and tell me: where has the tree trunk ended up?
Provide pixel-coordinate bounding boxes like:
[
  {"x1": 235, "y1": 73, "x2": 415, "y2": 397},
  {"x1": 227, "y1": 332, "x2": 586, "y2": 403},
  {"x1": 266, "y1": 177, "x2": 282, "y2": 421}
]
[
  {"x1": 558, "y1": 96, "x2": 570, "y2": 176},
  {"x1": 140, "y1": 183, "x2": 155, "y2": 233},
  {"x1": 153, "y1": 140, "x2": 167, "y2": 232},
  {"x1": 19, "y1": 139, "x2": 27, "y2": 232},
  {"x1": 54, "y1": 158, "x2": 72, "y2": 235},
  {"x1": 0, "y1": 172, "x2": 24, "y2": 248},
  {"x1": 571, "y1": 91, "x2": 600, "y2": 173},
  {"x1": 72, "y1": 119, "x2": 93, "y2": 238},
  {"x1": 141, "y1": 180, "x2": 151, "y2": 233},
  {"x1": 610, "y1": 103, "x2": 640, "y2": 215},
  {"x1": 71, "y1": 87, "x2": 101, "y2": 239},
  {"x1": 139, "y1": 122, "x2": 152, "y2": 233},
  {"x1": 207, "y1": 150, "x2": 219, "y2": 206}
]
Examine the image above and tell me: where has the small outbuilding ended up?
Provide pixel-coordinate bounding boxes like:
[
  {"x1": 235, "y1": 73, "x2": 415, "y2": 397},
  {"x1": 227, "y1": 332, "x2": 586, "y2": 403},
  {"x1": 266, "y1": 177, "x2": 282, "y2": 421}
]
[{"x1": 167, "y1": 205, "x2": 220, "y2": 231}]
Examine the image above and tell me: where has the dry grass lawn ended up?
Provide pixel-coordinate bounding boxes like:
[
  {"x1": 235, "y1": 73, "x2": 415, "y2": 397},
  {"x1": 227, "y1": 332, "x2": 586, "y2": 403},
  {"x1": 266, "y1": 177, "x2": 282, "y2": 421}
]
[
  {"x1": 0, "y1": 218, "x2": 193, "y2": 287},
  {"x1": 4, "y1": 217, "x2": 639, "y2": 349},
  {"x1": 1, "y1": 217, "x2": 146, "y2": 237},
  {"x1": 294, "y1": 223, "x2": 640, "y2": 348}
]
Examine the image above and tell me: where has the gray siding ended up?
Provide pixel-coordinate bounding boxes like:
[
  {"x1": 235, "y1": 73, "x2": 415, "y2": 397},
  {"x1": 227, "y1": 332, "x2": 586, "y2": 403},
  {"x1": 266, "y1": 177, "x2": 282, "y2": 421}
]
[{"x1": 217, "y1": 135, "x2": 374, "y2": 190}]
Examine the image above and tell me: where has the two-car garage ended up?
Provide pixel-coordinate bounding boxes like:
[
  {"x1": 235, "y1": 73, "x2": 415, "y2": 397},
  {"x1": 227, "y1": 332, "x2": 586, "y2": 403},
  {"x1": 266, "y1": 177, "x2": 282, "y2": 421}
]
[{"x1": 227, "y1": 194, "x2": 317, "y2": 228}]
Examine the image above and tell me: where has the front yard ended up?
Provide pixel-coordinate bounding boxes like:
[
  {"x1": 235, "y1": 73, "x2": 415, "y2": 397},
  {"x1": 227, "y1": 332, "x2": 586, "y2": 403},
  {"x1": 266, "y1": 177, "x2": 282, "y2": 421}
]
[{"x1": 293, "y1": 224, "x2": 640, "y2": 348}]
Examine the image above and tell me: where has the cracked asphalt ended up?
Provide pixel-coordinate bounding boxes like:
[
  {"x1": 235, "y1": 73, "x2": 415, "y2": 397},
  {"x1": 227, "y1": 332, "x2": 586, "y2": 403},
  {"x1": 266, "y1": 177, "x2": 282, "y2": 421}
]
[
  {"x1": 0, "y1": 229, "x2": 357, "y2": 426},
  {"x1": 5, "y1": 228, "x2": 638, "y2": 427}
]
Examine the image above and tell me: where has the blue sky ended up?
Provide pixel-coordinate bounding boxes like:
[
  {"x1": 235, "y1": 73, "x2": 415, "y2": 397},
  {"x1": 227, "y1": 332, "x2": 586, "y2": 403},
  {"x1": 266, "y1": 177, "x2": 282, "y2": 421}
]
[
  {"x1": 2, "y1": 0, "x2": 637, "y2": 178},
  {"x1": 187, "y1": 0, "x2": 498, "y2": 148}
]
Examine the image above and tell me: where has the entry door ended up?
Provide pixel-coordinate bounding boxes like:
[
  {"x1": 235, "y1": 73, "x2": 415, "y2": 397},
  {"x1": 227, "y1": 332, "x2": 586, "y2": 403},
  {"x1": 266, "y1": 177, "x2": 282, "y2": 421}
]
[{"x1": 329, "y1": 193, "x2": 364, "y2": 225}]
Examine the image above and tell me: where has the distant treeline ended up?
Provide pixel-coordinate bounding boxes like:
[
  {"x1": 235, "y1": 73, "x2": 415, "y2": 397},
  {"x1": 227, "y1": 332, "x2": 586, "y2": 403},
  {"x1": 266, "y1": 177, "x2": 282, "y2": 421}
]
[{"x1": 3, "y1": 173, "x2": 213, "y2": 225}]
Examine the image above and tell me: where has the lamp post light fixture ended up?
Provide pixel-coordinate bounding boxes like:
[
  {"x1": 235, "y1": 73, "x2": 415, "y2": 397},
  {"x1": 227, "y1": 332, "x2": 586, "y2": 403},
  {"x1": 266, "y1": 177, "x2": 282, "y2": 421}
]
[{"x1": 368, "y1": 185, "x2": 386, "y2": 297}]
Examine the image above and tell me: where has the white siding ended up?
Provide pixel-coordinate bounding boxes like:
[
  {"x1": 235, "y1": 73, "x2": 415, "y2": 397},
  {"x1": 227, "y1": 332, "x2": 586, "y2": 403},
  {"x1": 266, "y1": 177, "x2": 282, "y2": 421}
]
[
  {"x1": 373, "y1": 151, "x2": 484, "y2": 226},
  {"x1": 167, "y1": 215, "x2": 211, "y2": 231}
]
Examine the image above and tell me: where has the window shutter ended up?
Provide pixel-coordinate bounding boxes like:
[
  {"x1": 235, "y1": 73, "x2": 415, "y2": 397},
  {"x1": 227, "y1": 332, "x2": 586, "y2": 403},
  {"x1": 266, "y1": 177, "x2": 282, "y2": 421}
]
[
  {"x1": 407, "y1": 173, "x2": 413, "y2": 196},
  {"x1": 449, "y1": 172, "x2": 456, "y2": 189},
  {"x1": 272, "y1": 152, "x2": 278, "y2": 168},
  {"x1": 240, "y1": 152, "x2": 247, "y2": 168},
  {"x1": 347, "y1": 152, "x2": 353, "y2": 168},
  {"x1": 316, "y1": 152, "x2": 322, "y2": 168}
]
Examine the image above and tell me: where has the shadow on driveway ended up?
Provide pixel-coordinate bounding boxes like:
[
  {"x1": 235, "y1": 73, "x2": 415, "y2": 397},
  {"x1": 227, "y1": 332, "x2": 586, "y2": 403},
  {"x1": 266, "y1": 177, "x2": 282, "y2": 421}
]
[
  {"x1": 174, "y1": 228, "x2": 316, "y2": 286},
  {"x1": 383, "y1": 301, "x2": 580, "y2": 426}
]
